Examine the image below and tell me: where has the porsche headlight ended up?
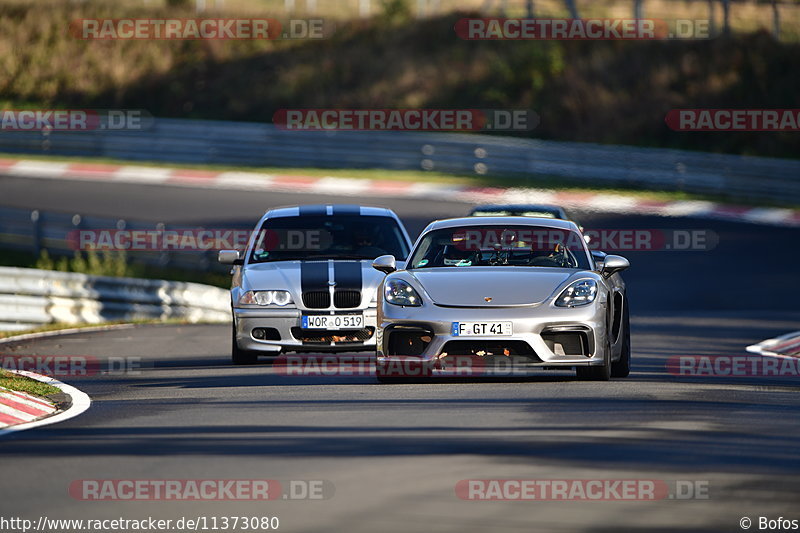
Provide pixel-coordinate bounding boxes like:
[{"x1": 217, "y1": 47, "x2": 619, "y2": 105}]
[
  {"x1": 384, "y1": 279, "x2": 422, "y2": 307},
  {"x1": 554, "y1": 279, "x2": 597, "y2": 307},
  {"x1": 238, "y1": 290, "x2": 294, "y2": 307}
]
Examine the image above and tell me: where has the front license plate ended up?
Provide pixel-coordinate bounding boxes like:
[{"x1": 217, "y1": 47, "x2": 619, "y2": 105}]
[
  {"x1": 452, "y1": 321, "x2": 513, "y2": 336},
  {"x1": 302, "y1": 314, "x2": 364, "y2": 330}
]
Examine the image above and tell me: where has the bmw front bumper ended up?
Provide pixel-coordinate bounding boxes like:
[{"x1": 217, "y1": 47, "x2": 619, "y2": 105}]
[{"x1": 234, "y1": 307, "x2": 378, "y2": 353}]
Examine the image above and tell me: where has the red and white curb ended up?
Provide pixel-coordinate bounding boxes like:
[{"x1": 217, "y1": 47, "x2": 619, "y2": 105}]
[
  {"x1": 747, "y1": 331, "x2": 800, "y2": 359},
  {"x1": 0, "y1": 370, "x2": 91, "y2": 436},
  {"x1": 1, "y1": 158, "x2": 798, "y2": 227},
  {"x1": 0, "y1": 386, "x2": 56, "y2": 427},
  {"x1": 0, "y1": 325, "x2": 143, "y2": 434}
]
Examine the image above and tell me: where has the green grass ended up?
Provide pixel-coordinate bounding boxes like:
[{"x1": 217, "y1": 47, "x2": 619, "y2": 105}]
[
  {"x1": 0, "y1": 369, "x2": 61, "y2": 398},
  {"x1": 0, "y1": 248, "x2": 231, "y2": 288},
  {"x1": 0, "y1": 317, "x2": 212, "y2": 340}
]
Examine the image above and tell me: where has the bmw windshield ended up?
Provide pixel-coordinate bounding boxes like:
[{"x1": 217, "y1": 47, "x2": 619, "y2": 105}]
[{"x1": 249, "y1": 214, "x2": 409, "y2": 263}]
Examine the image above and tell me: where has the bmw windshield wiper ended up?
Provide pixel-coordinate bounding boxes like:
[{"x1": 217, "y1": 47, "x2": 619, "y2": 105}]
[
  {"x1": 254, "y1": 256, "x2": 308, "y2": 263},
  {"x1": 317, "y1": 255, "x2": 373, "y2": 260},
  {"x1": 292, "y1": 255, "x2": 373, "y2": 261},
  {"x1": 255, "y1": 254, "x2": 372, "y2": 262}
]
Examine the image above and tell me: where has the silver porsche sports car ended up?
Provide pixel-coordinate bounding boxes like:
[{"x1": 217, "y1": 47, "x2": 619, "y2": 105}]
[
  {"x1": 219, "y1": 204, "x2": 412, "y2": 364},
  {"x1": 372, "y1": 217, "x2": 631, "y2": 381}
]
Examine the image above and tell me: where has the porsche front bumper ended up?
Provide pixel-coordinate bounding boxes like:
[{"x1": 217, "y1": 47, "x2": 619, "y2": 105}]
[{"x1": 376, "y1": 301, "x2": 609, "y2": 372}]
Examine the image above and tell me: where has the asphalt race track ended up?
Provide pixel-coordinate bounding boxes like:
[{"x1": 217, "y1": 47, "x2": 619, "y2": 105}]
[{"x1": 1, "y1": 175, "x2": 799, "y2": 532}]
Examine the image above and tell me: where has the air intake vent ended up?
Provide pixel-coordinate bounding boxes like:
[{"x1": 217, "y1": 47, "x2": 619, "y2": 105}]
[
  {"x1": 291, "y1": 327, "x2": 374, "y2": 344},
  {"x1": 334, "y1": 290, "x2": 361, "y2": 308},
  {"x1": 302, "y1": 291, "x2": 331, "y2": 309},
  {"x1": 541, "y1": 329, "x2": 592, "y2": 357}
]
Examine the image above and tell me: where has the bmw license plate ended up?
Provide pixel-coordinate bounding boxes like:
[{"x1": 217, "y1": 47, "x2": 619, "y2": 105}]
[
  {"x1": 302, "y1": 314, "x2": 364, "y2": 330},
  {"x1": 452, "y1": 322, "x2": 513, "y2": 336}
]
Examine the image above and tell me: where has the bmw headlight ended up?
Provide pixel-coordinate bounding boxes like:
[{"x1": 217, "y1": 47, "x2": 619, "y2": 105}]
[
  {"x1": 554, "y1": 279, "x2": 597, "y2": 307},
  {"x1": 384, "y1": 279, "x2": 422, "y2": 307},
  {"x1": 238, "y1": 290, "x2": 294, "y2": 307}
]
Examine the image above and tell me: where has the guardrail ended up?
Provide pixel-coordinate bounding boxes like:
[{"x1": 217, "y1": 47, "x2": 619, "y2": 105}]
[
  {"x1": 0, "y1": 205, "x2": 245, "y2": 274},
  {"x1": 0, "y1": 267, "x2": 230, "y2": 331},
  {"x1": 1, "y1": 118, "x2": 799, "y2": 204}
]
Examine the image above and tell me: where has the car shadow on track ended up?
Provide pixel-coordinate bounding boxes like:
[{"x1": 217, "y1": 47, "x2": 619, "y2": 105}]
[{"x1": 2, "y1": 394, "x2": 800, "y2": 478}]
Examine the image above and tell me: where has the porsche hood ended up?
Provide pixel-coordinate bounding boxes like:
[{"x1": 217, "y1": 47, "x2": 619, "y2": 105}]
[{"x1": 408, "y1": 267, "x2": 578, "y2": 307}]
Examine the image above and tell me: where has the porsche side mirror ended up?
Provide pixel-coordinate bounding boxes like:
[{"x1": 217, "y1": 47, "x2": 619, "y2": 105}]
[
  {"x1": 591, "y1": 250, "x2": 607, "y2": 270},
  {"x1": 601, "y1": 254, "x2": 630, "y2": 277},
  {"x1": 218, "y1": 249, "x2": 243, "y2": 265},
  {"x1": 372, "y1": 254, "x2": 397, "y2": 274}
]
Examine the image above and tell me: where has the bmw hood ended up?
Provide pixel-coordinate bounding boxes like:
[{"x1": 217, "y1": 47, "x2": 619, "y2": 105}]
[
  {"x1": 408, "y1": 267, "x2": 577, "y2": 307},
  {"x1": 241, "y1": 260, "x2": 387, "y2": 307}
]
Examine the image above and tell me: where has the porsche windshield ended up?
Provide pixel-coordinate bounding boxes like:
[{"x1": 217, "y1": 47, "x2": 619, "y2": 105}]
[
  {"x1": 408, "y1": 225, "x2": 590, "y2": 269},
  {"x1": 249, "y1": 214, "x2": 409, "y2": 263}
]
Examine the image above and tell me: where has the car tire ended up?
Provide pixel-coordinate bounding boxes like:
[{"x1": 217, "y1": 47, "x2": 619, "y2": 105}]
[
  {"x1": 576, "y1": 339, "x2": 611, "y2": 381},
  {"x1": 611, "y1": 302, "x2": 631, "y2": 378},
  {"x1": 576, "y1": 359, "x2": 611, "y2": 381},
  {"x1": 231, "y1": 321, "x2": 258, "y2": 365}
]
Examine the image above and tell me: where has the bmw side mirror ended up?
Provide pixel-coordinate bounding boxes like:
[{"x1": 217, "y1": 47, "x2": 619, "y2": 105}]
[
  {"x1": 372, "y1": 254, "x2": 397, "y2": 274},
  {"x1": 601, "y1": 255, "x2": 630, "y2": 277},
  {"x1": 218, "y1": 249, "x2": 244, "y2": 265}
]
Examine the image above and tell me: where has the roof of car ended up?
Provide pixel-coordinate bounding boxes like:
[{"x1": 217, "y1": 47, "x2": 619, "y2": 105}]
[
  {"x1": 425, "y1": 216, "x2": 578, "y2": 232},
  {"x1": 470, "y1": 203, "x2": 564, "y2": 213},
  {"x1": 265, "y1": 205, "x2": 397, "y2": 218}
]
